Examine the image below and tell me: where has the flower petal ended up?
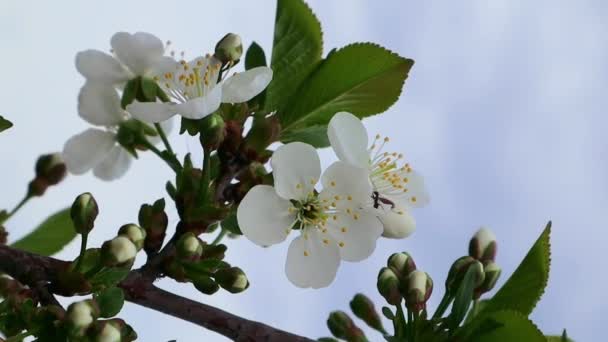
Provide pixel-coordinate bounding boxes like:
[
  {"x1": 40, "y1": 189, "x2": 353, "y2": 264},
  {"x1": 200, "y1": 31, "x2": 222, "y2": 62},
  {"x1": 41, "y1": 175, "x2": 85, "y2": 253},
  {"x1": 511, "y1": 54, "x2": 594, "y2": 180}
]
[
  {"x1": 386, "y1": 170, "x2": 430, "y2": 208},
  {"x1": 328, "y1": 112, "x2": 369, "y2": 168},
  {"x1": 327, "y1": 211, "x2": 382, "y2": 261},
  {"x1": 237, "y1": 185, "x2": 295, "y2": 247},
  {"x1": 92, "y1": 145, "x2": 132, "y2": 181},
  {"x1": 221, "y1": 67, "x2": 273, "y2": 103},
  {"x1": 127, "y1": 101, "x2": 176, "y2": 123},
  {"x1": 75, "y1": 50, "x2": 130, "y2": 84},
  {"x1": 271, "y1": 142, "x2": 321, "y2": 201},
  {"x1": 320, "y1": 161, "x2": 372, "y2": 208},
  {"x1": 173, "y1": 86, "x2": 222, "y2": 119},
  {"x1": 188, "y1": 56, "x2": 221, "y2": 89},
  {"x1": 63, "y1": 129, "x2": 116, "y2": 175},
  {"x1": 78, "y1": 82, "x2": 124, "y2": 126},
  {"x1": 285, "y1": 228, "x2": 340, "y2": 288},
  {"x1": 111, "y1": 32, "x2": 164, "y2": 75},
  {"x1": 378, "y1": 205, "x2": 416, "y2": 239}
]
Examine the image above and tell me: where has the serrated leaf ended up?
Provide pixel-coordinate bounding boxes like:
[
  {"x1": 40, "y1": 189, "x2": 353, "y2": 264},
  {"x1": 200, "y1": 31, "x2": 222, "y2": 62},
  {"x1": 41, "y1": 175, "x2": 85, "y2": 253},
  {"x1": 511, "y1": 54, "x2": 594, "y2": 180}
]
[
  {"x1": 11, "y1": 208, "x2": 77, "y2": 256},
  {"x1": 280, "y1": 125, "x2": 330, "y2": 148},
  {"x1": 95, "y1": 287, "x2": 124, "y2": 318},
  {"x1": 264, "y1": 0, "x2": 323, "y2": 113},
  {"x1": 280, "y1": 43, "x2": 414, "y2": 131},
  {"x1": 245, "y1": 42, "x2": 267, "y2": 70},
  {"x1": 0, "y1": 116, "x2": 13, "y2": 133},
  {"x1": 466, "y1": 310, "x2": 545, "y2": 342},
  {"x1": 481, "y1": 222, "x2": 551, "y2": 316}
]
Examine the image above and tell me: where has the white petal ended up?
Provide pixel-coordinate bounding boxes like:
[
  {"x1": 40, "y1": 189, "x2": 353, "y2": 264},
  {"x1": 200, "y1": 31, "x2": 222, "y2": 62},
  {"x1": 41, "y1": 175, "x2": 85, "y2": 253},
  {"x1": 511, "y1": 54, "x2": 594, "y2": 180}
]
[
  {"x1": 327, "y1": 211, "x2": 382, "y2": 261},
  {"x1": 320, "y1": 161, "x2": 372, "y2": 208},
  {"x1": 237, "y1": 185, "x2": 295, "y2": 247},
  {"x1": 111, "y1": 32, "x2": 164, "y2": 75},
  {"x1": 188, "y1": 56, "x2": 221, "y2": 88},
  {"x1": 221, "y1": 67, "x2": 273, "y2": 103},
  {"x1": 75, "y1": 50, "x2": 130, "y2": 84},
  {"x1": 93, "y1": 145, "x2": 132, "y2": 181},
  {"x1": 271, "y1": 142, "x2": 321, "y2": 201},
  {"x1": 63, "y1": 129, "x2": 115, "y2": 175},
  {"x1": 378, "y1": 205, "x2": 416, "y2": 239},
  {"x1": 285, "y1": 228, "x2": 340, "y2": 288},
  {"x1": 328, "y1": 112, "x2": 369, "y2": 168},
  {"x1": 148, "y1": 56, "x2": 180, "y2": 78},
  {"x1": 385, "y1": 170, "x2": 430, "y2": 208},
  {"x1": 78, "y1": 82, "x2": 124, "y2": 126},
  {"x1": 127, "y1": 101, "x2": 176, "y2": 123},
  {"x1": 174, "y1": 86, "x2": 222, "y2": 119}
]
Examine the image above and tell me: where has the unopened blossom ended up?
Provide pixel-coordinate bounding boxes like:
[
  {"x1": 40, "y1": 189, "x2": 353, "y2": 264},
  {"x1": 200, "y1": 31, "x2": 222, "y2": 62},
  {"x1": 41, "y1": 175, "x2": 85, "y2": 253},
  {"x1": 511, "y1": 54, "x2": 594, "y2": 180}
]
[
  {"x1": 237, "y1": 142, "x2": 382, "y2": 288},
  {"x1": 127, "y1": 54, "x2": 273, "y2": 123},
  {"x1": 328, "y1": 112, "x2": 429, "y2": 239}
]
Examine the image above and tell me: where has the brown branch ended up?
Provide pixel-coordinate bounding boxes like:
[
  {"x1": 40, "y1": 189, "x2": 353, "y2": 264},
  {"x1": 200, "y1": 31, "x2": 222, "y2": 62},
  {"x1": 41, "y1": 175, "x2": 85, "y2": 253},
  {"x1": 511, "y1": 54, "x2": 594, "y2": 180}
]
[{"x1": 0, "y1": 244, "x2": 314, "y2": 342}]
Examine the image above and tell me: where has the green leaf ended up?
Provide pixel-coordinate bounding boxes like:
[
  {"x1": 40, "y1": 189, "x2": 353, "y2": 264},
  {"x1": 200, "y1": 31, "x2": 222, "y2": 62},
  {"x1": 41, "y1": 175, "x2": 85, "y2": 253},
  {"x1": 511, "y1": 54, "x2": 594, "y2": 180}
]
[
  {"x1": 546, "y1": 329, "x2": 574, "y2": 342},
  {"x1": 183, "y1": 259, "x2": 230, "y2": 275},
  {"x1": 265, "y1": 0, "x2": 323, "y2": 113},
  {"x1": 280, "y1": 125, "x2": 330, "y2": 148},
  {"x1": 11, "y1": 208, "x2": 77, "y2": 256},
  {"x1": 448, "y1": 264, "x2": 478, "y2": 329},
  {"x1": 381, "y1": 306, "x2": 394, "y2": 320},
  {"x1": 466, "y1": 310, "x2": 545, "y2": 342},
  {"x1": 121, "y1": 78, "x2": 139, "y2": 109},
  {"x1": 0, "y1": 116, "x2": 13, "y2": 133},
  {"x1": 94, "y1": 287, "x2": 124, "y2": 318},
  {"x1": 481, "y1": 222, "x2": 551, "y2": 316},
  {"x1": 90, "y1": 267, "x2": 130, "y2": 288},
  {"x1": 280, "y1": 43, "x2": 414, "y2": 131},
  {"x1": 245, "y1": 42, "x2": 267, "y2": 70}
]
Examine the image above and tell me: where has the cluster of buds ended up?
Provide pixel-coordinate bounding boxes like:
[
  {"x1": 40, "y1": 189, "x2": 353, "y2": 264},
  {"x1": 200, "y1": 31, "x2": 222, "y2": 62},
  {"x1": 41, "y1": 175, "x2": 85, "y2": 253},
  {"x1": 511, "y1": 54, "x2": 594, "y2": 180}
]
[
  {"x1": 28, "y1": 153, "x2": 67, "y2": 197},
  {"x1": 101, "y1": 224, "x2": 145, "y2": 267},
  {"x1": 377, "y1": 252, "x2": 433, "y2": 312},
  {"x1": 138, "y1": 199, "x2": 168, "y2": 255},
  {"x1": 66, "y1": 300, "x2": 136, "y2": 341}
]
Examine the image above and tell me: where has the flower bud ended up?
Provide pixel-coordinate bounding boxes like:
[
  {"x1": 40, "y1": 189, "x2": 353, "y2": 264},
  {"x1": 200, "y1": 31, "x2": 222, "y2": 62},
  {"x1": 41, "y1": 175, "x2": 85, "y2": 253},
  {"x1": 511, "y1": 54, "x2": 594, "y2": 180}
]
[
  {"x1": 67, "y1": 300, "x2": 99, "y2": 330},
  {"x1": 445, "y1": 256, "x2": 476, "y2": 294},
  {"x1": 469, "y1": 227, "x2": 497, "y2": 262},
  {"x1": 379, "y1": 206, "x2": 416, "y2": 239},
  {"x1": 193, "y1": 275, "x2": 220, "y2": 295},
  {"x1": 70, "y1": 192, "x2": 99, "y2": 235},
  {"x1": 377, "y1": 267, "x2": 402, "y2": 305},
  {"x1": 387, "y1": 252, "x2": 416, "y2": 280},
  {"x1": 349, "y1": 293, "x2": 385, "y2": 333},
  {"x1": 138, "y1": 199, "x2": 168, "y2": 255},
  {"x1": 118, "y1": 224, "x2": 146, "y2": 251},
  {"x1": 214, "y1": 267, "x2": 249, "y2": 293},
  {"x1": 101, "y1": 236, "x2": 137, "y2": 266},
  {"x1": 199, "y1": 113, "x2": 225, "y2": 150},
  {"x1": 476, "y1": 261, "x2": 501, "y2": 297},
  {"x1": 404, "y1": 270, "x2": 433, "y2": 311},
  {"x1": 35, "y1": 153, "x2": 67, "y2": 185},
  {"x1": 96, "y1": 320, "x2": 122, "y2": 342},
  {"x1": 177, "y1": 233, "x2": 203, "y2": 260},
  {"x1": 327, "y1": 311, "x2": 365, "y2": 341},
  {"x1": 214, "y1": 33, "x2": 243, "y2": 63}
]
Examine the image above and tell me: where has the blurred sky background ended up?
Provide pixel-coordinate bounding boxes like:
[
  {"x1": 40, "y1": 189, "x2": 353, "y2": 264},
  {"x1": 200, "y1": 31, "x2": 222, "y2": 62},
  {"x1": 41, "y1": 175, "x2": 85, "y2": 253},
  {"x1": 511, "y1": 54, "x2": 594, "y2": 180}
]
[{"x1": 0, "y1": 0, "x2": 606, "y2": 341}]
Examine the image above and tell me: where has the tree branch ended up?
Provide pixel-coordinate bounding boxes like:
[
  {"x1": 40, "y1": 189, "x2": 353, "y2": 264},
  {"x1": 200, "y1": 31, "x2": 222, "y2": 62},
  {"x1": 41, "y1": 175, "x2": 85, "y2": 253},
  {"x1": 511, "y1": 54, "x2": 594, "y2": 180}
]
[{"x1": 0, "y1": 245, "x2": 314, "y2": 342}]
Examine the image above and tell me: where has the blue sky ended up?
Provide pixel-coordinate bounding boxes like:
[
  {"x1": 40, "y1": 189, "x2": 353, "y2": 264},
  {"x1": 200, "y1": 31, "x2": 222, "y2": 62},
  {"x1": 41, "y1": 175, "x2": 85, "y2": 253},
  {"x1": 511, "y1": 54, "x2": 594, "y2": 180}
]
[{"x1": 0, "y1": 0, "x2": 605, "y2": 341}]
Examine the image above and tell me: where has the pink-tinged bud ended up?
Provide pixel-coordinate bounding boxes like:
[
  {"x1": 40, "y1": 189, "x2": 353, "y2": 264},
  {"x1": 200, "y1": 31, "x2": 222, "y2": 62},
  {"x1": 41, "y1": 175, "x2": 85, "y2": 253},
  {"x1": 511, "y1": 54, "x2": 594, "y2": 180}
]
[
  {"x1": 445, "y1": 256, "x2": 477, "y2": 294},
  {"x1": 35, "y1": 153, "x2": 67, "y2": 185},
  {"x1": 70, "y1": 192, "x2": 99, "y2": 235},
  {"x1": 387, "y1": 252, "x2": 416, "y2": 280},
  {"x1": 377, "y1": 267, "x2": 402, "y2": 305},
  {"x1": 327, "y1": 311, "x2": 365, "y2": 341},
  {"x1": 404, "y1": 270, "x2": 433, "y2": 312},
  {"x1": 469, "y1": 227, "x2": 497, "y2": 262},
  {"x1": 475, "y1": 261, "x2": 501, "y2": 298},
  {"x1": 349, "y1": 293, "x2": 385, "y2": 333}
]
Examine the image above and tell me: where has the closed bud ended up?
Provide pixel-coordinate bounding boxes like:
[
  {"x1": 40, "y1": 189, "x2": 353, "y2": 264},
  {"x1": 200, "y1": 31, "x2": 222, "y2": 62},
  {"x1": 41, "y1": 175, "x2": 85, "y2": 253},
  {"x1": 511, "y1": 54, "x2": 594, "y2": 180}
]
[
  {"x1": 445, "y1": 256, "x2": 476, "y2": 294},
  {"x1": 377, "y1": 267, "x2": 402, "y2": 305},
  {"x1": 387, "y1": 252, "x2": 416, "y2": 280},
  {"x1": 469, "y1": 227, "x2": 497, "y2": 262},
  {"x1": 193, "y1": 275, "x2": 220, "y2": 295},
  {"x1": 35, "y1": 153, "x2": 67, "y2": 185},
  {"x1": 67, "y1": 299, "x2": 99, "y2": 330},
  {"x1": 404, "y1": 270, "x2": 433, "y2": 311},
  {"x1": 214, "y1": 33, "x2": 243, "y2": 63},
  {"x1": 96, "y1": 320, "x2": 122, "y2": 342},
  {"x1": 71, "y1": 192, "x2": 99, "y2": 235},
  {"x1": 199, "y1": 113, "x2": 225, "y2": 150},
  {"x1": 327, "y1": 311, "x2": 365, "y2": 340},
  {"x1": 138, "y1": 199, "x2": 168, "y2": 255},
  {"x1": 476, "y1": 261, "x2": 501, "y2": 297},
  {"x1": 101, "y1": 236, "x2": 137, "y2": 266},
  {"x1": 214, "y1": 267, "x2": 249, "y2": 293},
  {"x1": 177, "y1": 233, "x2": 203, "y2": 259},
  {"x1": 350, "y1": 293, "x2": 385, "y2": 333},
  {"x1": 118, "y1": 224, "x2": 146, "y2": 251}
]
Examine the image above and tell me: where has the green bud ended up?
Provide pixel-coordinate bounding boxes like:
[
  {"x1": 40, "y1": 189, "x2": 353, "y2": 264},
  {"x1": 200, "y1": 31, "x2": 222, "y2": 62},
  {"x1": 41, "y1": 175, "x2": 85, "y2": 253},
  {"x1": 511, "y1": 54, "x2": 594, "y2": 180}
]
[
  {"x1": 404, "y1": 270, "x2": 433, "y2": 312},
  {"x1": 214, "y1": 267, "x2": 249, "y2": 293},
  {"x1": 215, "y1": 33, "x2": 243, "y2": 63},
  {"x1": 469, "y1": 227, "x2": 497, "y2": 262},
  {"x1": 193, "y1": 275, "x2": 220, "y2": 295},
  {"x1": 177, "y1": 232, "x2": 203, "y2": 260},
  {"x1": 387, "y1": 252, "x2": 416, "y2": 280},
  {"x1": 199, "y1": 113, "x2": 225, "y2": 150},
  {"x1": 35, "y1": 153, "x2": 67, "y2": 185},
  {"x1": 476, "y1": 261, "x2": 501, "y2": 296},
  {"x1": 377, "y1": 267, "x2": 402, "y2": 305},
  {"x1": 327, "y1": 311, "x2": 365, "y2": 341},
  {"x1": 70, "y1": 192, "x2": 99, "y2": 235},
  {"x1": 201, "y1": 243, "x2": 227, "y2": 260},
  {"x1": 349, "y1": 293, "x2": 385, "y2": 333},
  {"x1": 445, "y1": 256, "x2": 477, "y2": 294},
  {"x1": 67, "y1": 299, "x2": 99, "y2": 331},
  {"x1": 138, "y1": 199, "x2": 168, "y2": 255},
  {"x1": 118, "y1": 224, "x2": 147, "y2": 251},
  {"x1": 101, "y1": 236, "x2": 137, "y2": 266}
]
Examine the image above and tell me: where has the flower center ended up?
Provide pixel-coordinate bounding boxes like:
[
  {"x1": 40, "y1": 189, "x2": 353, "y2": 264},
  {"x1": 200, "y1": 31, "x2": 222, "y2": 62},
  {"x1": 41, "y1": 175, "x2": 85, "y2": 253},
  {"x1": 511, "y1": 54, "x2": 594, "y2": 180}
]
[
  {"x1": 368, "y1": 134, "x2": 415, "y2": 202},
  {"x1": 290, "y1": 195, "x2": 327, "y2": 229}
]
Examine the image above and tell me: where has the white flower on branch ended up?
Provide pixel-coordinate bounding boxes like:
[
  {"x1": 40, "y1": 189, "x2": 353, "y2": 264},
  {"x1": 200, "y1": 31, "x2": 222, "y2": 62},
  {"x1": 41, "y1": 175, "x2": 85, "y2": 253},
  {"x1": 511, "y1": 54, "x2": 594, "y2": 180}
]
[
  {"x1": 328, "y1": 112, "x2": 429, "y2": 239},
  {"x1": 237, "y1": 142, "x2": 382, "y2": 288}
]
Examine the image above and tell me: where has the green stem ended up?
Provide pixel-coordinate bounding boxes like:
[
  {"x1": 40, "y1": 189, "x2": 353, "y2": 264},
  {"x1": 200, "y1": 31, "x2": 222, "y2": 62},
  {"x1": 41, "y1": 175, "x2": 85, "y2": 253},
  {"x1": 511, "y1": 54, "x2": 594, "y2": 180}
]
[
  {"x1": 1, "y1": 194, "x2": 32, "y2": 224},
  {"x1": 141, "y1": 140, "x2": 180, "y2": 172},
  {"x1": 394, "y1": 303, "x2": 407, "y2": 339},
  {"x1": 198, "y1": 147, "x2": 211, "y2": 203},
  {"x1": 470, "y1": 299, "x2": 480, "y2": 318},
  {"x1": 154, "y1": 123, "x2": 174, "y2": 155},
  {"x1": 211, "y1": 229, "x2": 228, "y2": 245},
  {"x1": 407, "y1": 309, "x2": 414, "y2": 342},
  {"x1": 432, "y1": 292, "x2": 453, "y2": 319},
  {"x1": 74, "y1": 233, "x2": 88, "y2": 272},
  {"x1": 411, "y1": 310, "x2": 419, "y2": 342}
]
